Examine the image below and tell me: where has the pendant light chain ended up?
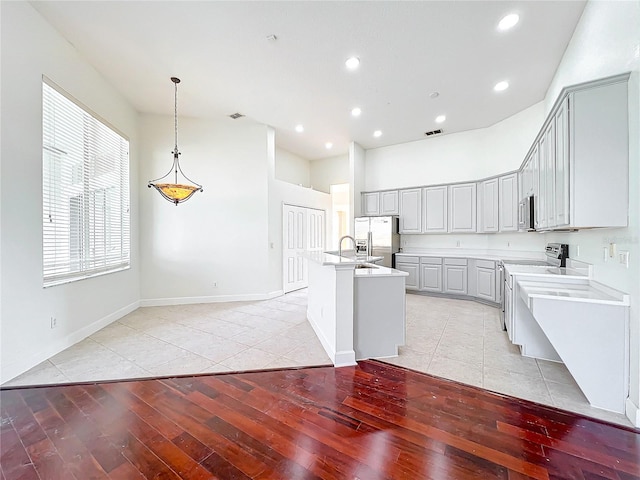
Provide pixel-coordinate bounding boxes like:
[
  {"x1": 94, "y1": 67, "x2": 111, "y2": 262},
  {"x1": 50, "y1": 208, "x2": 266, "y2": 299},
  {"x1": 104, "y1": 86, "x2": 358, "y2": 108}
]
[{"x1": 174, "y1": 79, "x2": 179, "y2": 153}]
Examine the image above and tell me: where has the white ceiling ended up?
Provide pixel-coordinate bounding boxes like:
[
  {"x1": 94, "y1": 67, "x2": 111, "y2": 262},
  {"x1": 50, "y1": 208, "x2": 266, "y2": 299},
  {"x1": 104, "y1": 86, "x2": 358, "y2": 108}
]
[{"x1": 31, "y1": 1, "x2": 586, "y2": 160}]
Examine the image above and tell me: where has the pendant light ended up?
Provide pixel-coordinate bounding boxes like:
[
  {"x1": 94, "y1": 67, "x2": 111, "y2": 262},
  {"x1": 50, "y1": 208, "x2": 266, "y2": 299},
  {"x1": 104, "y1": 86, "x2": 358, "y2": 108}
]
[{"x1": 148, "y1": 77, "x2": 203, "y2": 205}]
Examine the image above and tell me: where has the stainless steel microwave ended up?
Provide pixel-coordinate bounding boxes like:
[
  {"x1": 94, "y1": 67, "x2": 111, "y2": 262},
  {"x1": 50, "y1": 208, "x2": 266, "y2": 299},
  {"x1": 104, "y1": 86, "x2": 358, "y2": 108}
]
[{"x1": 518, "y1": 195, "x2": 536, "y2": 231}]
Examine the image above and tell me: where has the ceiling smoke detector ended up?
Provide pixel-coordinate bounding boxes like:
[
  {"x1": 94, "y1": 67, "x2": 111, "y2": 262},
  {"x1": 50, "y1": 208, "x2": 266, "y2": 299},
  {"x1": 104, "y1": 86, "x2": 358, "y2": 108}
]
[
  {"x1": 424, "y1": 129, "x2": 443, "y2": 136},
  {"x1": 229, "y1": 113, "x2": 245, "y2": 119}
]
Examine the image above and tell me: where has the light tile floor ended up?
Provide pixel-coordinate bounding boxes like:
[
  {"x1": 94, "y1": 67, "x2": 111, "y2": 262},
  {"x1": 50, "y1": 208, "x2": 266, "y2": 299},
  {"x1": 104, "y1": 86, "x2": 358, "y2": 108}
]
[
  {"x1": 380, "y1": 293, "x2": 634, "y2": 428},
  {"x1": 4, "y1": 290, "x2": 633, "y2": 428},
  {"x1": 4, "y1": 289, "x2": 329, "y2": 386}
]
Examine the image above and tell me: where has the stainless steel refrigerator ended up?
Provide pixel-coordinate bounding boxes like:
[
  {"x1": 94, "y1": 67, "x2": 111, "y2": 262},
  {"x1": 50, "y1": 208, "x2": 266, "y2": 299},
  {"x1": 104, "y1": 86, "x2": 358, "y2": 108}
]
[{"x1": 354, "y1": 216, "x2": 400, "y2": 268}]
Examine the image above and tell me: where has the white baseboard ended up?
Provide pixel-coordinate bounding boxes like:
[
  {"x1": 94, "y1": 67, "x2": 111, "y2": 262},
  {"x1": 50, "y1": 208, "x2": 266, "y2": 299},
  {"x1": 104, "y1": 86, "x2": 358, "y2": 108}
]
[
  {"x1": 307, "y1": 308, "x2": 335, "y2": 365},
  {"x1": 306, "y1": 308, "x2": 356, "y2": 367},
  {"x1": 139, "y1": 290, "x2": 284, "y2": 307},
  {"x1": 625, "y1": 397, "x2": 640, "y2": 427},
  {"x1": 1, "y1": 300, "x2": 140, "y2": 385},
  {"x1": 334, "y1": 350, "x2": 357, "y2": 367}
]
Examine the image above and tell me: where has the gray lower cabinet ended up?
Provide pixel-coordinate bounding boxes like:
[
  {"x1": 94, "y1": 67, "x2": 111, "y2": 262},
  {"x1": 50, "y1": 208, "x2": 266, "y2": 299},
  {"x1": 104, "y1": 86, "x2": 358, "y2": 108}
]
[
  {"x1": 420, "y1": 258, "x2": 443, "y2": 292},
  {"x1": 397, "y1": 254, "x2": 500, "y2": 304},
  {"x1": 443, "y1": 258, "x2": 468, "y2": 295},
  {"x1": 396, "y1": 256, "x2": 419, "y2": 290},
  {"x1": 475, "y1": 261, "x2": 496, "y2": 302}
]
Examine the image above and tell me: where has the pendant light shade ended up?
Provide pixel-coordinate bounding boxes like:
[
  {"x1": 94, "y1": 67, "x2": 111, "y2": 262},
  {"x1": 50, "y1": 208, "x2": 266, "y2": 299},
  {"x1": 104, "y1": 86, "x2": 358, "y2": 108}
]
[{"x1": 148, "y1": 77, "x2": 203, "y2": 205}]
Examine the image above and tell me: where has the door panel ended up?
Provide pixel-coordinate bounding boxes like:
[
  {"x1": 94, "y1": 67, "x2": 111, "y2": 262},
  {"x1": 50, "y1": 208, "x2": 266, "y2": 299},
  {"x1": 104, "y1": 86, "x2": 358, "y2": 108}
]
[{"x1": 283, "y1": 205, "x2": 325, "y2": 293}]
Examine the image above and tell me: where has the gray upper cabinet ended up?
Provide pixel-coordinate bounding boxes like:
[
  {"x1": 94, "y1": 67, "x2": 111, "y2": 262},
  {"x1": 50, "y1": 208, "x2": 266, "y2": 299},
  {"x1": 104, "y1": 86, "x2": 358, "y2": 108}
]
[
  {"x1": 380, "y1": 190, "x2": 399, "y2": 215},
  {"x1": 422, "y1": 186, "x2": 448, "y2": 233},
  {"x1": 554, "y1": 98, "x2": 570, "y2": 228},
  {"x1": 499, "y1": 173, "x2": 518, "y2": 232},
  {"x1": 567, "y1": 77, "x2": 629, "y2": 229},
  {"x1": 362, "y1": 192, "x2": 380, "y2": 216},
  {"x1": 449, "y1": 183, "x2": 477, "y2": 233},
  {"x1": 363, "y1": 190, "x2": 399, "y2": 216},
  {"x1": 399, "y1": 188, "x2": 422, "y2": 233},
  {"x1": 478, "y1": 178, "x2": 498, "y2": 233},
  {"x1": 521, "y1": 73, "x2": 629, "y2": 231},
  {"x1": 360, "y1": 74, "x2": 629, "y2": 234}
]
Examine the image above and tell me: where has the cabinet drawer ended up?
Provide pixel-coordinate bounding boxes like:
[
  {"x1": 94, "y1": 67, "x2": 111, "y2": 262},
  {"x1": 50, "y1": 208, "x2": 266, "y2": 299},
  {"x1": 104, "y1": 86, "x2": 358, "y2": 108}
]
[
  {"x1": 476, "y1": 259, "x2": 495, "y2": 269},
  {"x1": 420, "y1": 257, "x2": 442, "y2": 265},
  {"x1": 397, "y1": 256, "x2": 419, "y2": 264},
  {"x1": 444, "y1": 258, "x2": 467, "y2": 266}
]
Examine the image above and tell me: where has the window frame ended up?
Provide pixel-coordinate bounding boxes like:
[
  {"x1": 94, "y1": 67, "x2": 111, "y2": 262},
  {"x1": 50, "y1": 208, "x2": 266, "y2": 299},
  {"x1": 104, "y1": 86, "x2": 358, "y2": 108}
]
[{"x1": 42, "y1": 77, "x2": 131, "y2": 288}]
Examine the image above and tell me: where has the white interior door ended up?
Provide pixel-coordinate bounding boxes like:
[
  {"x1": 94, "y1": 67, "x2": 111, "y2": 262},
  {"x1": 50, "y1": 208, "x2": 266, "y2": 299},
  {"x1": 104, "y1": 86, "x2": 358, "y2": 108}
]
[{"x1": 283, "y1": 205, "x2": 325, "y2": 293}]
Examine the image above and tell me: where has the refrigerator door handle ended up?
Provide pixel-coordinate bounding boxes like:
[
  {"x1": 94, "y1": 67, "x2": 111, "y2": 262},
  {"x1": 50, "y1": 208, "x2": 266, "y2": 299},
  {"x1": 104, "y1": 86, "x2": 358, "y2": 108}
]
[{"x1": 367, "y1": 231, "x2": 373, "y2": 257}]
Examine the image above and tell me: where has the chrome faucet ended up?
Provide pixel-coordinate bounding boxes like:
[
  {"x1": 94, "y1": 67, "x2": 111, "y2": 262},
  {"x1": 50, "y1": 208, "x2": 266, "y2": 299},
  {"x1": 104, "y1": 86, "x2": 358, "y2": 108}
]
[{"x1": 338, "y1": 235, "x2": 356, "y2": 258}]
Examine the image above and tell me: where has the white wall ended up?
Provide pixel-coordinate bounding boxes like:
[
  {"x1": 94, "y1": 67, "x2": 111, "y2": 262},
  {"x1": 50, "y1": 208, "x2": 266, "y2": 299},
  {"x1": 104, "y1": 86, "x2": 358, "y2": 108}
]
[
  {"x1": 309, "y1": 154, "x2": 350, "y2": 194},
  {"x1": 540, "y1": 0, "x2": 640, "y2": 423},
  {"x1": 365, "y1": 103, "x2": 544, "y2": 191},
  {"x1": 0, "y1": 2, "x2": 140, "y2": 382},
  {"x1": 403, "y1": 232, "x2": 546, "y2": 255},
  {"x1": 267, "y1": 128, "x2": 332, "y2": 294},
  {"x1": 350, "y1": 142, "x2": 366, "y2": 235},
  {"x1": 139, "y1": 114, "x2": 273, "y2": 303},
  {"x1": 275, "y1": 147, "x2": 311, "y2": 188}
]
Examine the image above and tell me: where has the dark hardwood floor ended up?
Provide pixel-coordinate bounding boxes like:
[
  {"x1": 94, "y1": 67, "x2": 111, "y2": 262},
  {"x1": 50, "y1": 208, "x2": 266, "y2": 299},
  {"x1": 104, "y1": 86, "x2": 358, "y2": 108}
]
[{"x1": 1, "y1": 360, "x2": 638, "y2": 480}]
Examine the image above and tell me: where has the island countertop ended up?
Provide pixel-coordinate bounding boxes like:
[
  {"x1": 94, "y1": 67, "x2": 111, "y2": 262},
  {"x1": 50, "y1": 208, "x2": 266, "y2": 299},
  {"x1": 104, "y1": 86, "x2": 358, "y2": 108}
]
[
  {"x1": 302, "y1": 251, "x2": 383, "y2": 266},
  {"x1": 301, "y1": 251, "x2": 408, "y2": 278}
]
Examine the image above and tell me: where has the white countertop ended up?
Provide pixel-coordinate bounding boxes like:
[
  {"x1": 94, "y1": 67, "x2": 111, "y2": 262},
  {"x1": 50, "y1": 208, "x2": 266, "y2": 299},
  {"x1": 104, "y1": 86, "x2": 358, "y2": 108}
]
[
  {"x1": 518, "y1": 279, "x2": 630, "y2": 306},
  {"x1": 301, "y1": 251, "x2": 407, "y2": 277},
  {"x1": 354, "y1": 263, "x2": 409, "y2": 278},
  {"x1": 302, "y1": 251, "x2": 383, "y2": 266},
  {"x1": 504, "y1": 264, "x2": 589, "y2": 280}
]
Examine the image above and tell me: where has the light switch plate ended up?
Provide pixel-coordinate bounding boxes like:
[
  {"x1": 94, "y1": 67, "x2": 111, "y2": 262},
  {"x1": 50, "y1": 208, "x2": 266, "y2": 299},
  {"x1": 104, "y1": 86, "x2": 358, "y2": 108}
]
[{"x1": 619, "y1": 251, "x2": 629, "y2": 268}]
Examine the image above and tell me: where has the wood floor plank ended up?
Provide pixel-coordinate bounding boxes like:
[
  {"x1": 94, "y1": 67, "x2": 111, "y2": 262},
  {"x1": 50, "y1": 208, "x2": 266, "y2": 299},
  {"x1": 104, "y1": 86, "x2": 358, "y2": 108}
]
[
  {"x1": 1, "y1": 361, "x2": 638, "y2": 480},
  {"x1": 497, "y1": 420, "x2": 640, "y2": 476}
]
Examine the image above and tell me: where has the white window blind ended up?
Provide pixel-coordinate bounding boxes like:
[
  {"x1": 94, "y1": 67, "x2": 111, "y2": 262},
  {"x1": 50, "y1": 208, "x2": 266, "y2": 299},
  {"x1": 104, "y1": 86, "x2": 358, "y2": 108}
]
[{"x1": 42, "y1": 80, "x2": 130, "y2": 287}]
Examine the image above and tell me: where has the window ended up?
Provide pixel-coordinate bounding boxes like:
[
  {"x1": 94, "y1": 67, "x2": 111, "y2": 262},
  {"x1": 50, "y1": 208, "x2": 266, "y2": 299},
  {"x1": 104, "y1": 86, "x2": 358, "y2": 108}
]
[{"x1": 42, "y1": 79, "x2": 130, "y2": 286}]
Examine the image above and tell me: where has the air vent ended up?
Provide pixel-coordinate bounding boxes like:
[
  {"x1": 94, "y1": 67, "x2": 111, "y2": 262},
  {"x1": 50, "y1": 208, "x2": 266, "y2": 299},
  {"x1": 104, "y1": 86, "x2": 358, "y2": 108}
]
[
  {"x1": 229, "y1": 113, "x2": 245, "y2": 120},
  {"x1": 424, "y1": 129, "x2": 443, "y2": 136}
]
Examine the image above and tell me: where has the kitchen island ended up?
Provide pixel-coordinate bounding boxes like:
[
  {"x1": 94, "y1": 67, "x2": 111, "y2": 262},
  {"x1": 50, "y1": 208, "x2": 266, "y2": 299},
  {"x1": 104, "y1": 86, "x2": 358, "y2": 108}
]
[{"x1": 303, "y1": 251, "x2": 408, "y2": 366}]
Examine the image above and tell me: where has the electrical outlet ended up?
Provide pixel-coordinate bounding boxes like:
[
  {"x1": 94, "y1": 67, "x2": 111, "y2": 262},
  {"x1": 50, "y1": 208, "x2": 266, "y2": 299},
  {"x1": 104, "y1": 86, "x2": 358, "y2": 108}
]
[
  {"x1": 50, "y1": 316, "x2": 57, "y2": 329},
  {"x1": 212, "y1": 282, "x2": 218, "y2": 288},
  {"x1": 456, "y1": 240, "x2": 461, "y2": 247}
]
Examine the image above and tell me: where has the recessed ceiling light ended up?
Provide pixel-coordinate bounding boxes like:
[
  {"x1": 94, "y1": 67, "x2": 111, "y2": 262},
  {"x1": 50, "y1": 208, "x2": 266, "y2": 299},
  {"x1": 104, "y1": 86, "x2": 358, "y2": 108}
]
[
  {"x1": 498, "y1": 13, "x2": 520, "y2": 31},
  {"x1": 295, "y1": 124, "x2": 304, "y2": 133},
  {"x1": 351, "y1": 107, "x2": 362, "y2": 117},
  {"x1": 345, "y1": 56, "x2": 360, "y2": 70},
  {"x1": 435, "y1": 115, "x2": 446, "y2": 123},
  {"x1": 494, "y1": 81, "x2": 509, "y2": 92},
  {"x1": 429, "y1": 92, "x2": 440, "y2": 99},
  {"x1": 373, "y1": 130, "x2": 382, "y2": 138},
  {"x1": 325, "y1": 142, "x2": 333, "y2": 150}
]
